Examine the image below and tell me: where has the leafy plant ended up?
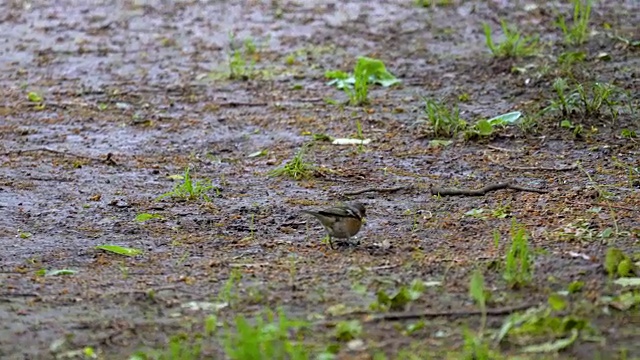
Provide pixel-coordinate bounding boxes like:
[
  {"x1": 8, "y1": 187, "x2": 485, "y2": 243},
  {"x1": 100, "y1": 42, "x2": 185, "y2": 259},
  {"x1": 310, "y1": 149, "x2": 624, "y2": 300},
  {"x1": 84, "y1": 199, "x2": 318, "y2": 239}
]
[
  {"x1": 469, "y1": 270, "x2": 487, "y2": 334},
  {"x1": 371, "y1": 279, "x2": 425, "y2": 311},
  {"x1": 96, "y1": 244, "x2": 143, "y2": 257},
  {"x1": 575, "y1": 82, "x2": 619, "y2": 119},
  {"x1": 495, "y1": 298, "x2": 592, "y2": 353},
  {"x1": 503, "y1": 220, "x2": 532, "y2": 288},
  {"x1": 227, "y1": 33, "x2": 261, "y2": 80},
  {"x1": 419, "y1": 98, "x2": 466, "y2": 137},
  {"x1": 326, "y1": 57, "x2": 400, "y2": 106},
  {"x1": 157, "y1": 168, "x2": 218, "y2": 202},
  {"x1": 135, "y1": 213, "x2": 164, "y2": 222},
  {"x1": 483, "y1": 20, "x2": 540, "y2": 58},
  {"x1": 269, "y1": 146, "x2": 315, "y2": 180},
  {"x1": 545, "y1": 78, "x2": 624, "y2": 124},
  {"x1": 465, "y1": 111, "x2": 522, "y2": 139},
  {"x1": 547, "y1": 77, "x2": 578, "y2": 118},
  {"x1": 556, "y1": 0, "x2": 592, "y2": 46},
  {"x1": 134, "y1": 310, "x2": 311, "y2": 360},
  {"x1": 604, "y1": 247, "x2": 637, "y2": 279},
  {"x1": 222, "y1": 310, "x2": 310, "y2": 360},
  {"x1": 335, "y1": 320, "x2": 362, "y2": 342}
]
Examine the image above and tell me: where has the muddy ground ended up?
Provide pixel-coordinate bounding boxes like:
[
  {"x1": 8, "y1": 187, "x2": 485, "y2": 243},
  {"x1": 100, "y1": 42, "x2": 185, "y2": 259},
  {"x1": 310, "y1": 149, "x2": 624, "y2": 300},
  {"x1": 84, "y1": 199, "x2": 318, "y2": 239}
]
[{"x1": 0, "y1": 0, "x2": 639, "y2": 359}]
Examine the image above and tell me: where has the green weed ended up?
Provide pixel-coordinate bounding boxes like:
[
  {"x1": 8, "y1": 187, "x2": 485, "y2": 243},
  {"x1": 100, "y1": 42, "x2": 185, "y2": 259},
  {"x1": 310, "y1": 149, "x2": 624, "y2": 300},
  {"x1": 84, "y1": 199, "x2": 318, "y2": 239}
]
[
  {"x1": 219, "y1": 268, "x2": 242, "y2": 307},
  {"x1": 419, "y1": 98, "x2": 466, "y2": 137},
  {"x1": 370, "y1": 279, "x2": 425, "y2": 311},
  {"x1": 483, "y1": 20, "x2": 540, "y2": 58},
  {"x1": 326, "y1": 57, "x2": 400, "y2": 106},
  {"x1": 334, "y1": 320, "x2": 362, "y2": 342},
  {"x1": 495, "y1": 300, "x2": 589, "y2": 353},
  {"x1": 222, "y1": 310, "x2": 310, "y2": 360},
  {"x1": 503, "y1": 220, "x2": 532, "y2": 288},
  {"x1": 556, "y1": 0, "x2": 592, "y2": 46},
  {"x1": 157, "y1": 167, "x2": 218, "y2": 202},
  {"x1": 604, "y1": 247, "x2": 637, "y2": 279},
  {"x1": 133, "y1": 310, "x2": 311, "y2": 360},
  {"x1": 575, "y1": 82, "x2": 619, "y2": 119},
  {"x1": 227, "y1": 34, "x2": 262, "y2": 80},
  {"x1": 464, "y1": 111, "x2": 522, "y2": 139},
  {"x1": 269, "y1": 146, "x2": 315, "y2": 180}
]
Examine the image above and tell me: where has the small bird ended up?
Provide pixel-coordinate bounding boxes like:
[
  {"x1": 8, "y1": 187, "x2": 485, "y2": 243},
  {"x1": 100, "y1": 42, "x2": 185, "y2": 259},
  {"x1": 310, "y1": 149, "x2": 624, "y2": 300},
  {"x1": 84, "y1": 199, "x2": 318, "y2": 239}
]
[{"x1": 301, "y1": 202, "x2": 366, "y2": 249}]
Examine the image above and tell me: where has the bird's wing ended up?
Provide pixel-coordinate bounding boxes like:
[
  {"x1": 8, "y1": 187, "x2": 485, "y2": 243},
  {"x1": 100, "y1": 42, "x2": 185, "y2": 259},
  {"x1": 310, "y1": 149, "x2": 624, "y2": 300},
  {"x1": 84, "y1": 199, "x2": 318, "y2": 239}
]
[{"x1": 318, "y1": 207, "x2": 353, "y2": 218}]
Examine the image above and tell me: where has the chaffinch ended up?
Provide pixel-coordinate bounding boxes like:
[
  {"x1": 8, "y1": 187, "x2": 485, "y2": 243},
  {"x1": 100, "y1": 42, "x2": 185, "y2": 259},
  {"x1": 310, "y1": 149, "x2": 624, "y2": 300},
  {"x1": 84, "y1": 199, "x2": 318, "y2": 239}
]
[{"x1": 301, "y1": 202, "x2": 366, "y2": 249}]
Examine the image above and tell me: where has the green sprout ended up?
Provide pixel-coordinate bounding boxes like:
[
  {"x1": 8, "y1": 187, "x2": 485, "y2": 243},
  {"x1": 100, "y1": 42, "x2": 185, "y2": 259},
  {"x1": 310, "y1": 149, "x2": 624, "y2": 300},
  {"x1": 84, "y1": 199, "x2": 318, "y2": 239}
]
[
  {"x1": 157, "y1": 167, "x2": 218, "y2": 202},
  {"x1": 483, "y1": 20, "x2": 540, "y2": 58},
  {"x1": 269, "y1": 146, "x2": 315, "y2": 180},
  {"x1": 556, "y1": 0, "x2": 592, "y2": 46}
]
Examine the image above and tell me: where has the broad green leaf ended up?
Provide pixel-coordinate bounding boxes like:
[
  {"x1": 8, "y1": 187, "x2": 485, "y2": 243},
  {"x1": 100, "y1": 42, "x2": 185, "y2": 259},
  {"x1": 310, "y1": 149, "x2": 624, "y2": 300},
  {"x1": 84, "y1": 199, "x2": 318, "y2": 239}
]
[
  {"x1": 475, "y1": 120, "x2": 494, "y2": 136},
  {"x1": 46, "y1": 269, "x2": 77, "y2": 276},
  {"x1": 567, "y1": 280, "x2": 585, "y2": 293},
  {"x1": 609, "y1": 291, "x2": 640, "y2": 310},
  {"x1": 96, "y1": 244, "x2": 142, "y2": 256},
  {"x1": 613, "y1": 277, "x2": 640, "y2": 287},
  {"x1": 487, "y1": 111, "x2": 522, "y2": 125},
  {"x1": 470, "y1": 270, "x2": 486, "y2": 309},
  {"x1": 27, "y1": 91, "x2": 43, "y2": 102},
  {"x1": 428, "y1": 139, "x2": 453, "y2": 148},
  {"x1": 522, "y1": 328, "x2": 578, "y2": 353},
  {"x1": 247, "y1": 150, "x2": 267, "y2": 158},
  {"x1": 548, "y1": 293, "x2": 567, "y2": 311},
  {"x1": 135, "y1": 213, "x2": 163, "y2": 222}
]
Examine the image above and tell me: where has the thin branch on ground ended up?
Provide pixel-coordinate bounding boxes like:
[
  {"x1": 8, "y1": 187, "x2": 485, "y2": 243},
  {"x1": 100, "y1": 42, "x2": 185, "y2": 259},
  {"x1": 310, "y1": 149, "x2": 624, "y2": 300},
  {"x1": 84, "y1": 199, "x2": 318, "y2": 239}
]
[
  {"x1": 318, "y1": 302, "x2": 538, "y2": 326},
  {"x1": 431, "y1": 182, "x2": 548, "y2": 196},
  {"x1": 487, "y1": 145, "x2": 524, "y2": 152},
  {"x1": 1, "y1": 148, "x2": 118, "y2": 165},
  {"x1": 488, "y1": 157, "x2": 578, "y2": 171},
  {"x1": 343, "y1": 186, "x2": 414, "y2": 196}
]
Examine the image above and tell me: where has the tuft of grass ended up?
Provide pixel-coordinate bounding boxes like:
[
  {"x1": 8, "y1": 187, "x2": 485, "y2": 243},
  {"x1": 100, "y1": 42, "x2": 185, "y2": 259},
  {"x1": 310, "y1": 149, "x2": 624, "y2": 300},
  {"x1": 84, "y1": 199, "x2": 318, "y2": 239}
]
[
  {"x1": 227, "y1": 33, "x2": 264, "y2": 80},
  {"x1": 419, "y1": 98, "x2": 466, "y2": 137},
  {"x1": 503, "y1": 220, "x2": 532, "y2": 288},
  {"x1": 556, "y1": 0, "x2": 592, "y2": 46},
  {"x1": 157, "y1": 167, "x2": 218, "y2": 202},
  {"x1": 575, "y1": 82, "x2": 619, "y2": 119},
  {"x1": 132, "y1": 309, "x2": 311, "y2": 360},
  {"x1": 222, "y1": 310, "x2": 310, "y2": 360},
  {"x1": 547, "y1": 77, "x2": 578, "y2": 118},
  {"x1": 483, "y1": 20, "x2": 540, "y2": 58},
  {"x1": 544, "y1": 78, "x2": 624, "y2": 123},
  {"x1": 269, "y1": 146, "x2": 315, "y2": 180},
  {"x1": 370, "y1": 279, "x2": 425, "y2": 311}
]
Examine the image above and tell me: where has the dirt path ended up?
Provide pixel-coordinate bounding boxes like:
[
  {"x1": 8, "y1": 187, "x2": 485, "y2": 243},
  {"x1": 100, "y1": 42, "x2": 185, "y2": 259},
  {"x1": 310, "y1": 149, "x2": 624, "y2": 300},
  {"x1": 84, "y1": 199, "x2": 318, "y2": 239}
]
[{"x1": 1, "y1": 0, "x2": 638, "y2": 359}]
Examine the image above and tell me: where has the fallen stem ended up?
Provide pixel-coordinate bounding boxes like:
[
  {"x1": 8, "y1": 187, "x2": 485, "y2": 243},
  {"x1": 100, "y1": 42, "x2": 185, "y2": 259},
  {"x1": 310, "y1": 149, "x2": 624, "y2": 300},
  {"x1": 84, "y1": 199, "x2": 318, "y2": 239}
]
[{"x1": 431, "y1": 182, "x2": 548, "y2": 196}]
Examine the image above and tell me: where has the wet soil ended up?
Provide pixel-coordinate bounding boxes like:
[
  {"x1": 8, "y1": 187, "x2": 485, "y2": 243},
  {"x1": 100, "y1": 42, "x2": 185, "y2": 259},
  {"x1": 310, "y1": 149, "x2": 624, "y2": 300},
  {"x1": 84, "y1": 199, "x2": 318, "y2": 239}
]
[{"x1": 0, "y1": 0, "x2": 639, "y2": 359}]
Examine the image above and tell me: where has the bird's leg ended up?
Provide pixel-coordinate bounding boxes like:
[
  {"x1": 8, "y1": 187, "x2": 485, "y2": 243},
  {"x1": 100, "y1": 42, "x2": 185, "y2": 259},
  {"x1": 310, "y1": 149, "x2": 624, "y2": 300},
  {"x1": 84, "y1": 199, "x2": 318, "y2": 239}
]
[{"x1": 327, "y1": 235, "x2": 335, "y2": 249}]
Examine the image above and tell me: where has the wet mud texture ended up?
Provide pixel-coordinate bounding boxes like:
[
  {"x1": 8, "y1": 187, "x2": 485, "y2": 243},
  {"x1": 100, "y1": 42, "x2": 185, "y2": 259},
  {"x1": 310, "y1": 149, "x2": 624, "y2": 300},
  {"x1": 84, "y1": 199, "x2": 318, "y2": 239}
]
[{"x1": 1, "y1": 0, "x2": 639, "y2": 359}]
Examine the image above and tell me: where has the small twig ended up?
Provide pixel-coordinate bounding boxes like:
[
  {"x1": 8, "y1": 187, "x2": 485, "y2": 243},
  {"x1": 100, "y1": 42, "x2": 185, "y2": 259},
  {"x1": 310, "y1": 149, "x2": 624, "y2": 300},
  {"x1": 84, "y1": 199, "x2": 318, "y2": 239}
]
[
  {"x1": 218, "y1": 101, "x2": 268, "y2": 107},
  {"x1": 1, "y1": 148, "x2": 119, "y2": 166},
  {"x1": 487, "y1": 145, "x2": 523, "y2": 153},
  {"x1": 318, "y1": 303, "x2": 538, "y2": 326},
  {"x1": 431, "y1": 182, "x2": 548, "y2": 196},
  {"x1": 363, "y1": 302, "x2": 537, "y2": 322},
  {"x1": 343, "y1": 186, "x2": 413, "y2": 196},
  {"x1": 101, "y1": 286, "x2": 202, "y2": 298},
  {"x1": 488, "y1": 157, "x2": 578, "y2": 171}
]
